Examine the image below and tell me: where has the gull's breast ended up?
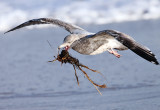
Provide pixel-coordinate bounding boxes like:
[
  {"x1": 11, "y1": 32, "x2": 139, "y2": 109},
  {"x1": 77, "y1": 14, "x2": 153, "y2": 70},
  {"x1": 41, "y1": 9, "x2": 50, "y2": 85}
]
[{"x1": 90, "y1": 39, "x2": 128, "y2": 55}]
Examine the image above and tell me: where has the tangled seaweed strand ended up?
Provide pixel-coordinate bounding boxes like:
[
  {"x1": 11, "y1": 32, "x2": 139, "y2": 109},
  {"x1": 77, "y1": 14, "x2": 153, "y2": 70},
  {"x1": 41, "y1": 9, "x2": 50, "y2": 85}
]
[{"x1": 49, "y1": 50, "x2": 106, "y2": 95}]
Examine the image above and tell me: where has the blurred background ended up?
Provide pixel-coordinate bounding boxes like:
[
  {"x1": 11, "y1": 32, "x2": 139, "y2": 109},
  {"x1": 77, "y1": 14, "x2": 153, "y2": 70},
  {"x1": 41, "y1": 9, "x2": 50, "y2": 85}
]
[
  {"x1": 0, "y1": 0, "x2": 160, "y2": 31},
  {"x1": 0, "y1": 0, "x2": 160, "y2": 110}
]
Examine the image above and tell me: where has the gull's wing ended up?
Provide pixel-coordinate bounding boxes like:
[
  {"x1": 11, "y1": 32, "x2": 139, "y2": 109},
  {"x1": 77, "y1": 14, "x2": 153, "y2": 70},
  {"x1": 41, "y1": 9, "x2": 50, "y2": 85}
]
[
  {"x1": 4, "y1": 18, "x2": 88, "y2": 34},
  {"x1": 92, "y1": 30, "x2": 159, "y2": 65}
]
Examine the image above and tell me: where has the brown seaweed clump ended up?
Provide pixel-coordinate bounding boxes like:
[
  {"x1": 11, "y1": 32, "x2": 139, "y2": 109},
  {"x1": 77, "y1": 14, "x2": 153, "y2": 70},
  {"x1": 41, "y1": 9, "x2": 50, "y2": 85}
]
[{"x1": 49, "y1": 50, "x2": 106, "y2": 95}]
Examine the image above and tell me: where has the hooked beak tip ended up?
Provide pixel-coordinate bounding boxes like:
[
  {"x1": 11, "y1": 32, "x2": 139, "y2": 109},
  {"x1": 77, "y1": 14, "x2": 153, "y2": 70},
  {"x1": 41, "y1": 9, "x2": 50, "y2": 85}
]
[{"x1": 58, "y1": 45, "x2": 62, "y2": 50}]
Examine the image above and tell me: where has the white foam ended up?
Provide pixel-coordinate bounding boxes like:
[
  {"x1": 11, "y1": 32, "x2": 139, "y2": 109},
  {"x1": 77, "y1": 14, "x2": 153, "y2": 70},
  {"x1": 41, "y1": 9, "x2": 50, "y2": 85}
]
[{"x1": 1, "y1": 0, "x2": 160, "y2": 32}]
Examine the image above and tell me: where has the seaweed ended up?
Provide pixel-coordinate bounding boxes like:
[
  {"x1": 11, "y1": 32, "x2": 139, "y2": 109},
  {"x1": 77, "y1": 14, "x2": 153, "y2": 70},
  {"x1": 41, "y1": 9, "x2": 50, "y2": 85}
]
[{"x1": 49, "y1": 50, "x2": 106, "y2": 95}]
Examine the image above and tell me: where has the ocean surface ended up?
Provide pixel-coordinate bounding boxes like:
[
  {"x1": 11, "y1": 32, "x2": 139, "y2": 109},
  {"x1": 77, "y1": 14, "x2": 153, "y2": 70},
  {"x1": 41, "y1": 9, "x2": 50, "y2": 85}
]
[
  {"x1": 1, "y1": 0, "x2": 160, "y2": 31},
  {"x1": 0, "y1": 18, "x2": 160, "y2": 110}
]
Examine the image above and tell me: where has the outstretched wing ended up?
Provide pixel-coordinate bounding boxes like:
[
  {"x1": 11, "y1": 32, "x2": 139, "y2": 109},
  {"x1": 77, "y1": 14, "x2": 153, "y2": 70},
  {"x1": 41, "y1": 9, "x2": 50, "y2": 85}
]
[
  {"x1": 4, "y1": 18, "x2": 88, "y2": 34},
  {"x1": 92, "y1": 30, "x2": 159, "y2": 65}
]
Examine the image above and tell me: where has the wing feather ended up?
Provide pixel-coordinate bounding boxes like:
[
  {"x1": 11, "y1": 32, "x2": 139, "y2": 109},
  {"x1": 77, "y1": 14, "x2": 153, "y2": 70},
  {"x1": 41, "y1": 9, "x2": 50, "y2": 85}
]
[
  {"x1": 92, "y1": 30, "x2": 159, "y2": 65},
  {"x1": 4, "y1": 18, "x2": 87, "y2": 34}
]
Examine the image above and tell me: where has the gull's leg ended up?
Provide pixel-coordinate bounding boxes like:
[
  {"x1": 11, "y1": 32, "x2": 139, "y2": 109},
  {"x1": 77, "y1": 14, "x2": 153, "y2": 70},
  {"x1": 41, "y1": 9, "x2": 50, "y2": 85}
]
[
  {"x1": 107, "y1": 49, "x2": 113, "y2": 54},
  {"x1": 107, "y1": 49, "x2": 121, "y2": 58}
]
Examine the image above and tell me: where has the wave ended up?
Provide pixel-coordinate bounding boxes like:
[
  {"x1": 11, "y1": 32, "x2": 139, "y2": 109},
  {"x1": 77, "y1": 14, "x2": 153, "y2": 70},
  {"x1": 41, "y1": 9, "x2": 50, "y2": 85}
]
[{"x1": 1, "y1": 0, "x2": 160, "y2": 31}]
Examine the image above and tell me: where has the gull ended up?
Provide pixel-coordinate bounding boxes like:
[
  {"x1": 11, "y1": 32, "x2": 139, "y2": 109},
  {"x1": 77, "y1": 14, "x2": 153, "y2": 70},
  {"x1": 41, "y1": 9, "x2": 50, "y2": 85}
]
[{"x1": 5, "y1": 18, "x2": 159, "y2": 65}]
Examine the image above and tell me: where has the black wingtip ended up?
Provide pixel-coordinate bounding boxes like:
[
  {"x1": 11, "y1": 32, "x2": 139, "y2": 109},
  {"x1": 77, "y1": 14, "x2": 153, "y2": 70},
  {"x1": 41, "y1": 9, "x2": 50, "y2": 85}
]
[
  {"x1": 129, "y1": 44, "x2": 159, "y2": 66},
  {"x1": 4, "y1": 29, "x2": 12, "y2": 34},
  {"x1": 152, "y1": 60, "x2": 159, "y2": 65},
  {"x1": 4, "y1": 31, "x2": 8, "y2": 34},
  {"x1": 4, "y1": 29, "x2": 15, "y2": 34}
]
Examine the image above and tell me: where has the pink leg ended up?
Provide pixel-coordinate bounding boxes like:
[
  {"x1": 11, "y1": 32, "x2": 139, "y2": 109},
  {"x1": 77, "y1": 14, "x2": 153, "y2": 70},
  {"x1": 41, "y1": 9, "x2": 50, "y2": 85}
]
[{"x1": 107, "y1": 49, "x2": 121, "y2": 58}]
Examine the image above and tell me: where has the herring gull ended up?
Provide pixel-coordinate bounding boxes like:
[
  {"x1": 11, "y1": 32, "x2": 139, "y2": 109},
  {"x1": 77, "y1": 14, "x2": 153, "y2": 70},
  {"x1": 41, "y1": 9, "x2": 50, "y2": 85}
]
[{"x1": 4, "y1": 18, "x2": 159, "y2": 65}]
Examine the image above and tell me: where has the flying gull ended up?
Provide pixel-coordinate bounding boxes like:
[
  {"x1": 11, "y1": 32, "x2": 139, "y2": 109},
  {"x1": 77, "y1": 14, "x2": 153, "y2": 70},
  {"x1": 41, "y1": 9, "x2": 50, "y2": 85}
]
[{"x1": 5, "y1": 18, "x2": 159, "y2": 65}]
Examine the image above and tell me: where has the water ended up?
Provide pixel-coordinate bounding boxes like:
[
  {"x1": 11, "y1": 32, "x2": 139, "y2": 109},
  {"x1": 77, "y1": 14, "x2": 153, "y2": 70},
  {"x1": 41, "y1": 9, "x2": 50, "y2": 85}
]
[
  {"x1": 0, "y1": 19, "x2": 160, "y2": 110},
  {"x1": 1, "y1": 0, "x2": 160, "y2": 31}
]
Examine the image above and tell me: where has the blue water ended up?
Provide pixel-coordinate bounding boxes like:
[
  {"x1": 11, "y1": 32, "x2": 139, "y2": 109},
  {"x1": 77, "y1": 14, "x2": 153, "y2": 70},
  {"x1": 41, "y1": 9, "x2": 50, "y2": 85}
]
[{"x1": 0, "y1": 19, "x2": 160, "y2": 110}]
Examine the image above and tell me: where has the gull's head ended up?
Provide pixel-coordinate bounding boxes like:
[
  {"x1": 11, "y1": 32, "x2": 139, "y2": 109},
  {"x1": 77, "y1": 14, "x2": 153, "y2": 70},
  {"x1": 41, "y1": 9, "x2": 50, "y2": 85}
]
[
  {"x1": 58, "y1": 42, "x2": 70, "y2": 50},
  {"x1": 58, "y1": 34, "x2": 80, "y2": 50}
]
